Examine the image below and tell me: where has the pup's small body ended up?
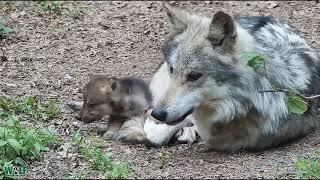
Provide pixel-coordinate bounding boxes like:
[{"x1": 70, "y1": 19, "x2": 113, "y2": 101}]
[{"x1": 72, "y1": 75, "x2": 152, "y2": 143}]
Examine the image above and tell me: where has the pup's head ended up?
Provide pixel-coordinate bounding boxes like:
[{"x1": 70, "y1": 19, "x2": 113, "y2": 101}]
[
  {"x1": 79, "y1": 75, "x2": 152, "y2": 123},
  {"x1": 151, "y1": 4, "x2": 245, "y2": 124}
]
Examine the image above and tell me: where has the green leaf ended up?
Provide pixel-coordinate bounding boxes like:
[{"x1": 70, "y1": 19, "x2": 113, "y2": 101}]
[
  {"x1": 14, "y1": 157, "x2": 25, "y2": 166},
  {"x1": 287, "y1": 95, "x2": 308, "y2": 115},
  {"x1": 7, "y1": 138, "x2": 22, "y2": 154},
  {"x1": 247, "y1": 56, "x2": 265, "y2": 71},
  {"x1": 25, "y1": 129, "x2": 35, "y2": 143},
  {"x1": 240, "y1": 52, "x2": 260, "y2": 62},
  {"x1": 0, "y1": 140, "x2": 7, "y2": 147},
  {"x1": 240, "y1": 52, "x2": 266, "y2": 71},
  {"x1": 34, "y1": 142, "x2": 41, "y2": 154},
  {"x1": 0, "y1": 22, "x2": 13, "y2": 34},
  {"x1": 0, "y1": 127, "x2": 6, "y2": 138}
]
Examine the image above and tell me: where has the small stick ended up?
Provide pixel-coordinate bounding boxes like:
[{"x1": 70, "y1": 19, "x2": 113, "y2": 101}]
[{"x1": 258, "y1": 88, "x2": 320, "y2": 100}]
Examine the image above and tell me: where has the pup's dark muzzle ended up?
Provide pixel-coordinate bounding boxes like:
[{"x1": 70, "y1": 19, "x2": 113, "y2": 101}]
[{"x1": 151, "y1": 107, "x2": 194, "y2": 125}]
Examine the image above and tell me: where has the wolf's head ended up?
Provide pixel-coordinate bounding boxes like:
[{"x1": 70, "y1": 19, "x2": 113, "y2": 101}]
[{"x1": 151, "y1": 3, "x2": 255, "y2": 125}]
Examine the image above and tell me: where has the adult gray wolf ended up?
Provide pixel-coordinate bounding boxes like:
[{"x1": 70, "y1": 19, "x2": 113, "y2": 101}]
[{"x1": 145, "y1": 3, "x2": 320, "y2": 152}]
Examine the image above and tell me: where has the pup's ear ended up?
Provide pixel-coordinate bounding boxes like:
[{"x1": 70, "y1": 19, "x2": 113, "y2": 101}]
[
  {"x1": 109, "y1": 77, "x2": 118, "y2": 91},
  {"x1": 162, "y1": 2, "x2": 188, "y2": 35},
  {"x1": 207, "y1": 11, "x2": 237, "y2": 50},
  {"x1": 88, "y1": 74, "x2": 108, "y2": 80}
]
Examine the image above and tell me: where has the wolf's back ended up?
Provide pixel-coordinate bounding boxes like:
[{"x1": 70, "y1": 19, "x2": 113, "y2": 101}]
[{"x1": 234, "y1": 16, "x2": 320, "y2": 150}]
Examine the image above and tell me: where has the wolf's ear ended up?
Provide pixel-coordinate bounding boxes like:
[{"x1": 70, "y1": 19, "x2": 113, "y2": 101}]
[
  {"x1": 207, "y1": 11, "x2": 236, "y2": 50},
  {"x1": 163, "y1": 3, "x2": 188, "y2": 35}
]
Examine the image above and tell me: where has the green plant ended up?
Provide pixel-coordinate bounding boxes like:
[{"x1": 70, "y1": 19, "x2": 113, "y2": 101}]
[
  {"x1": 0, "y1": 96, "x2": 60, "y2": 178},
  {"x1": 39, "y1": 1, "x2": 64, "y2": 14},
  {"x1": 68, "y1": 2, "x2": 86, "y2": 19},
  {"x1": 0, "y1": 115, "x2": 59, "y2": 178},
  {"x1": 295, "y1": 151, "x2": 320, "y2": 178},
  {"x1": 0, "y1": 22, "x2": 13, "y2": 39},
  {"x1": 0, "y1": 96, "x2": 60, "y2": 121},
  {"x1": 71, "y1": 130, "x2": 130, "y2": 179},
  {"x1": 239, "y1": 52, "x2": 319, "y2": 115}
]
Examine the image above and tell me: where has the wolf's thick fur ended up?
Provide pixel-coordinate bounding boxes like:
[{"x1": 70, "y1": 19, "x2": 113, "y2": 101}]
[{"x1": 145, "y1": 4, "x2": 320, "y2": 152}]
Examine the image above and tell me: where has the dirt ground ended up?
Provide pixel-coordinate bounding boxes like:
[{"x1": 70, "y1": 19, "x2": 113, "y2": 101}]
[{"x1": 1, "y1": 1, "x2": 320, "y2": 179}]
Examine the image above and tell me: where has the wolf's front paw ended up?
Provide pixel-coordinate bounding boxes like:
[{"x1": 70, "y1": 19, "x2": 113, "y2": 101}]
[
  {"x1": 144, "y1": 118, "x2": 176, "y2": 146},
  {"x1": 175, "y1": 125, "x2": 199, "y2": 144},
  {"x1": 103, "y1": 131, "x2": 119, "y2": 141}
]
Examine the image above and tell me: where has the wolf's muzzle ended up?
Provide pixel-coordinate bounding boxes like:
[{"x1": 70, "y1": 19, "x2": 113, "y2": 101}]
[
  {"x1": 151, "y1": 108, "x2": 167, "y2": 121},
  {"x1": 151, "y1": 107, "x2": 194, "y2": 125}
]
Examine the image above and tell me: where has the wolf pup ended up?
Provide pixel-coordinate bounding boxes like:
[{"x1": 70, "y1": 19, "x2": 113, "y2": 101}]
[
  {"x1": 145, "y1": 3, "x2": 320, "y2": 152},
  {"x1": 72, "y1": 75, "x2": 153, "y2": 143}
]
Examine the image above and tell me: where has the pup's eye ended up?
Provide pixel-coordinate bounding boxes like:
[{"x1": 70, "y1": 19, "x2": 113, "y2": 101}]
[
  {"x1": 169, "y1": 66, "x2": 173, "y2": 74},
  {"x1": 126, "y1": 88, "x2": 132, "y2": 95},
  {"x1": 187, "y1": 72, "x2": 203, "y2": 82},
  {"x1": 111, "y1": 82, "x2": 117, "y2": 91},
  {"x1": 110, "y1": 100, "x2": 115, "y2": 106}
]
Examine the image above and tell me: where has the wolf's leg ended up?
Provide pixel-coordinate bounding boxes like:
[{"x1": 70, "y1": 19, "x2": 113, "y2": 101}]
[
  {"x1": 117, "y1": 116, "x2": 147, "y2": 144},
  {"x1": 144, "y1": 116, "x2": 193, "y2": 146},
  {"x1": 174, "y1": 116, "x2": 200, "y2": 144}
]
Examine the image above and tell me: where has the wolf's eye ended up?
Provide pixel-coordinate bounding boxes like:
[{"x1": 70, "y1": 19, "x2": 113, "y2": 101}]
[
  {"x1": 187, "y1": 72, "x2": 203, "y2": 82},
  {"x1": 169, "y1": 66, "x2": 173, "y2": 74},
  {"x1": 207, "y1": 36, "x2": 224, "y2": 46}
]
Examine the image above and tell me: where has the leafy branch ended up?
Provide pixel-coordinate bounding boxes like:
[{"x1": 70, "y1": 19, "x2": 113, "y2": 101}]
[
  {"x1": 240, "y1": 52, "x2": 320, "y2": 115},
  {"x1": 0, "y1": 22, "x2": 13, "y2": 39}
]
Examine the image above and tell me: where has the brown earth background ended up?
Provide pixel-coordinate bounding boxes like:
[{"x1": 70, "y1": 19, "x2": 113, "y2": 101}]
[{"x1": 1, "y1": 1, "x2": 320, "y2": 178}]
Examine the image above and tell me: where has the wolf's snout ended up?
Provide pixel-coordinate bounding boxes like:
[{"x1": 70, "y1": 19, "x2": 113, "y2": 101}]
[{"x1": 151, "y1": 108, "x2": 167, "y2": 121}]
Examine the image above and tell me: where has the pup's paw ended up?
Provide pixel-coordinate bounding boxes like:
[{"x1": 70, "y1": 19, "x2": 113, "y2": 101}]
[
  {"x1": 103, "y1": 131, "x2": 119, "y2": 141},
  {"x1": 118, "y1": 131, "x2": 147, "y2": 144},
  {"x1": 66, "y1": 101, "x2": 83, "y2": 111}
]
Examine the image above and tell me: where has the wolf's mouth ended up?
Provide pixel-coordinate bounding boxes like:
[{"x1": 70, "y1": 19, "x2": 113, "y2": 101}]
[{"x1": 165, "y1": 108, "x2": 194, "y2": 125}]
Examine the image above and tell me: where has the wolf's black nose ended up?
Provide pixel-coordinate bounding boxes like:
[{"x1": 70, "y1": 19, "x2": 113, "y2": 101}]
[{"x1": 151, "y1": 108, "x2": 167, "y2": 122}]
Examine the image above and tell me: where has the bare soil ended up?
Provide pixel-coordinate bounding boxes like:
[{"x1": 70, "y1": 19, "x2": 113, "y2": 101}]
[{"x1": 1, "y1": 1, "x2": 320, "y2": 179}]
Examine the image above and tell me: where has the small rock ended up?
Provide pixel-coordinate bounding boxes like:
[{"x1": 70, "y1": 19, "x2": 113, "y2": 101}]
[
  {"x1": 64, "y1": 73, "x2": 73, "y2": 81},
  {"x1": 268, "y1": 2, "x2": 279, "y2": 8},
  {"x1": 54, "y1": 120, "x2": 63, "y2": 125},
  {"x1": 133, "y1": 65, "x2": 137, "y2": 68},
  {"x1": 10, "y1": 11, "x2": 25, "y2": 20},
  {"x1": 144, "y1": 30, "x2": 150, "y2": 35},
  {"x1": 0, "y1": 56, "x2": 7, "y2": 62},
  {"x1": 72, "y1": 121, "x2": 79, "y2": 126},
  {"x1": 6, "y1": 83, "x2": 17, "y2": 88}
]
